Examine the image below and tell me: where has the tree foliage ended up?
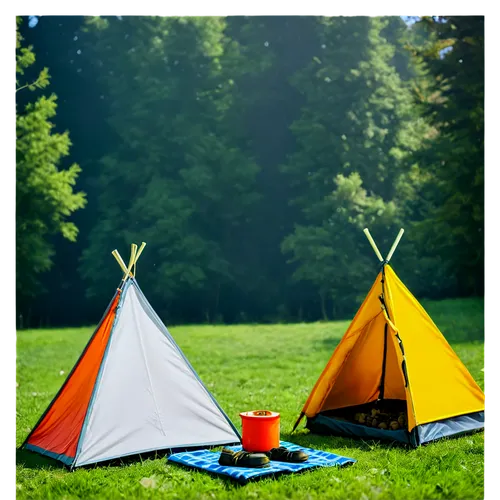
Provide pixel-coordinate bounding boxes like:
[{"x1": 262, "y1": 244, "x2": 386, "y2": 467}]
[
  {"x1": 16, "y1": 17, "x2": 86, "y2": 299},
  {"x1": 408, "y1": 16, "x2": 484, "y2": 295},
  {"x1": 281, "y1": 17, "x2": 430, "y2": 318},
  {"x1": 16, "y1": 16, "x2": 484, "y2": 326},
  {"x1": 79, "y1": 17, "x2": 260, "y2": 322}
]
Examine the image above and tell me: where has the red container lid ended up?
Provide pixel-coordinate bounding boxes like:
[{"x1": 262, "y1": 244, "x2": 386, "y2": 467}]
[{"x1": 240, "y1": 410, "x2": 280, "y2": 420}]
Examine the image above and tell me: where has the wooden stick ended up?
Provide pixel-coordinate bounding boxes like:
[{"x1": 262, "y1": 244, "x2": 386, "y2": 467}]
[
  {"x1": 363, "y1": 228, "x2": 384, "y2": 262},
  {"x1": 386, "y1": 228, "x2": 405, "y2": 262},
  {"x1": 112, "y1": 250, "x2": 129, "y2": 275},
  {"x1": 134, "y1": 242, "x2": 147, "y2": 265},
  {"x1": 132, "y1": 242, "x2": 146, "y2": 276},
  {"x1": 126, "y1": 244, "x2": 138, "y2": 276}
]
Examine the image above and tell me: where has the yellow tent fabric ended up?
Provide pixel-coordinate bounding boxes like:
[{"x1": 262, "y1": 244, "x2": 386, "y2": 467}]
[{"x1": 298, "y1": 264, "x2": 484, "y2": 433}]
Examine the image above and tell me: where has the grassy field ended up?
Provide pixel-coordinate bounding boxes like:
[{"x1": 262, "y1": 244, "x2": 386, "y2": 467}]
[{"x1": 16, "y1": 297, "x2": 484, "y2": 500}]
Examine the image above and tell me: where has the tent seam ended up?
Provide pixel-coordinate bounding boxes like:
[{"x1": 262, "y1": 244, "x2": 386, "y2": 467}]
[
  {"x1": 130, "y1": 286, "x2": 167, "y2": 437},
  {"x1": 73, "y1": 279, "x2": 131, "y2": 468}
]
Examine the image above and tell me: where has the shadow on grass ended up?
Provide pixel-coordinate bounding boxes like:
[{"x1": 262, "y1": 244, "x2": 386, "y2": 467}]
[
  {"x1": 16, "y1": 448, "x2": 64, "y2": 470},
  {"x1": 282, "y1": 427, "x2": 484, "y2": 455},
  {"x1": 166, "y1": 451, "x2": 356, "y2": 487},
  {"x1": 280, "y1": 431, "x2": 396, "y2": 453},
  {"x1": 16, "y1": 445, "x2": 234, "y2": 472}
]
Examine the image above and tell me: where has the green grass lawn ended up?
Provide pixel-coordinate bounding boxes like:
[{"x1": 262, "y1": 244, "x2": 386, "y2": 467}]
[{"x1": 16, "y1": 297, "x2": 484, "y2": 500}]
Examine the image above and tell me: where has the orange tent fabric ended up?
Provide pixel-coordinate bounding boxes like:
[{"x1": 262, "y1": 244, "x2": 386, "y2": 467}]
[{"x1": 26, "y1": 292, "x2": 120, "y2": 459}]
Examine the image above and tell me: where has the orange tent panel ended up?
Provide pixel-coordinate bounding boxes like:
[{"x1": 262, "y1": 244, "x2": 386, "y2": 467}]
[
  {"x1": 27, "y1": 293, "x2": 120, "y2": 459},
  {"x1": 322, "y1": 311, "x2": 386, "y2": 411},
  {"x1": 301, "y1": 272, "x2": 385, "y2": 418}
]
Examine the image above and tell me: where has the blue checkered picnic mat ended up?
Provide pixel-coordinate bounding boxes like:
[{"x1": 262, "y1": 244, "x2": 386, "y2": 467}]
[{"x1": 167, "y1": 441, "x2": 356, "y2": 484}]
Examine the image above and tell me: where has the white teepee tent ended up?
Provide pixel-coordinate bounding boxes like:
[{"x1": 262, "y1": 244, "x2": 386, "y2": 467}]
[{"x1": 22, "y1": 243, "x2": 241, "y2": 468}]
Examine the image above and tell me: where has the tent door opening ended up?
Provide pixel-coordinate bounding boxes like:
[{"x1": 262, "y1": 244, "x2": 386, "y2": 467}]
[
  {"x1": 306, "y1": 314, "x2": 412, "y2": 444},
  {"x1": 378, "y1": 322, "x2": 389, "y2": 400},
  {"x1": 307, "y1": 398, "x2": 413, "y2": 445}
]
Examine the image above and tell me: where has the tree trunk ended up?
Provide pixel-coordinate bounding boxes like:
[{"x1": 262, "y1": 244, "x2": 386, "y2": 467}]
[
  {"x1": 319, "y1": 291, "x2": 328, "y2": 321},
  {"x1": 213, "y1": 282, "x2": 221, "y2": 324}
]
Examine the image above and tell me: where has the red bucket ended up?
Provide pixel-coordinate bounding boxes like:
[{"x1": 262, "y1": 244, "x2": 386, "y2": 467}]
[{"x1": 239, "y1": 410, "x2": 280, "y2": 452}]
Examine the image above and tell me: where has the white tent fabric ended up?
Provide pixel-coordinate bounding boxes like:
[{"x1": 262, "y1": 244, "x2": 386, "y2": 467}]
[{"x1": 75, "y1": 281, "x2": 239, "y2": 467}]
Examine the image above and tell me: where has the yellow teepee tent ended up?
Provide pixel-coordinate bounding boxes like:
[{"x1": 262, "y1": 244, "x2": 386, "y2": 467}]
[{"x1": 293, "y1": 229, "x2": 484, "y2": 446}]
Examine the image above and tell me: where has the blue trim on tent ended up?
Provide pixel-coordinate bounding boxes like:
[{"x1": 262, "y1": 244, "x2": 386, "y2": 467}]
[
  {"x1": 24, "y1": 443, "x2": 74, "y2": 467},
  {"x1": 308, "y1": 414, "x2": 411, "y2": 445},
  {"x1": 21, "y1": 286, "x2": 122, "y2": 451},
  {"x1": 130, "y1": 279, "x2": 242, "y2": 442},
  {"x1": 74, "y1": 439, "x2": 241, "y2": 468},
  {"x1": 409, "y1": 427, "x2": 419, "y2": 447},
  {"x1": 308, "y1": 411, "x2": 484, "y2": 447},
  {"x1": 73, "y1": 279, "x2": 132, "y2": 468},
  {"x1": 417, "y1": 411, "x2": 484, "y2": 444}
]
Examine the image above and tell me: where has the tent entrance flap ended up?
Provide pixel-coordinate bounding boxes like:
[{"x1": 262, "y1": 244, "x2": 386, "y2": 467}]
[{"x1": 319, "y1": 315, "x2": 407, "y2": 414}]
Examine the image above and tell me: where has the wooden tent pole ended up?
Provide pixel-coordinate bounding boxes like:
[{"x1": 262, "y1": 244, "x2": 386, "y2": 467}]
[
  {"x1": 134, "y1": 242, "x2": 146, "y2": 265},
  {"x1": 363, "y1": 228, "x2": 384, "y2": 262},
  {"x1": 132, "y1": 242, "x2": 146, "y2": 276},
  {"x1": 386, "y1": 228, "x2": 405, "y2": 262},
  {"x1": 112, "y1": 250, "x2": 129, "y2": 275},
  {"x1": 126, "y1": 244, "x2": 138, "y2": 277}
]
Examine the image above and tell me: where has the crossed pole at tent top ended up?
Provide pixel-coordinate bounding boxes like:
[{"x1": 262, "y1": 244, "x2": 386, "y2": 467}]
[
  {"x1": 363, "y1": 228, "x2": 404, "y2": 264},
  {"x1": 111, "y1": 242, "x2": 147, "y2": 280},
  {"x1": 110, "y1": 231, "x2": 401, "y2": 277}
]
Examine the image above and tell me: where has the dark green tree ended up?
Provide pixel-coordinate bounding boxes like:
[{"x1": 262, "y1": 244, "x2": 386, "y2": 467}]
[
  {"x1": 408, "y1": 16, "x2": 484, "y2": 296},
  {"x1": 16, "y1": 17, "x2": 86, "y2": 311},
  {"x1": 223, "y1": 16, "x2": 320, "y2": 321},
  {"x1": 80, "y1": 16, "x2": 260, "y2": 323},
  {"x1": 281, "y1": 17, "x2": 429, "y2": 318}
]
